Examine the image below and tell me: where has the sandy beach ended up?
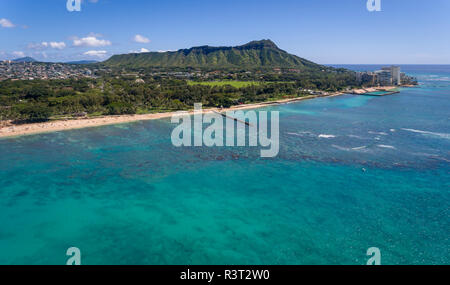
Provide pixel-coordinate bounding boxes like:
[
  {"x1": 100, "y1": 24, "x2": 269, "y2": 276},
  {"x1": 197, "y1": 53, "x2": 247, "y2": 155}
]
[
  {"x1": 351, "y1": 86, "x2": 399, "y2": 94},
  {"x1": 0, "y1": 93, "x2": 344, "y2": 138},
  {"x1": 0, "y1": 85, "x2": 416, "y2": 139}
]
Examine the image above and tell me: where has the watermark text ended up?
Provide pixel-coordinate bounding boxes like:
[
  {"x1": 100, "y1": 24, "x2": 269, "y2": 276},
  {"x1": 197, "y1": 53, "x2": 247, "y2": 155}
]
[
  {"x1": 66, "y1": 0, "x2": 81, "y2": 12},
  {"x1": 171, "y1": 104, "x2": 279, "y2": 158},
  {"x1": 367, "y1": 0, "x2": 382, "y2": 12}
]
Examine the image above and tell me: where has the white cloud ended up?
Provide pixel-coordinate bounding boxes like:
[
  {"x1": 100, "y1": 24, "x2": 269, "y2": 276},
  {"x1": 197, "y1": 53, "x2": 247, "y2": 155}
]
[
  {"x1": 87, "y1": 32, "x2": 103, "y2": 37},
  {"x1": 47, "y1": 42, "x2": 66, "y2": 49},
  {"x1": 0, "y1": 18, "x2": 15, "y2": 28},
  {"x1": 27, "y1": 43, "x2": 42, "y2": 50},
  {"x1": 73, "y1": 36, "x2": 111, "y2": 47},
  {"x1": 130, "y1": 48, "x2": 150, "y2": 53},
  {"x1": 134, "y1": 34, "x2": 150, "y2": 44},
  {"x1": 42, "y1": 42, "x2": 66, "y2": 49},
  {"x1": 83, "y1": 50, "x2": 107, "y2": 57},
  {"x1": 28, "y1": 41, "x2": 66, "y2": 50},
  {"x1": 12, "y1": 51, "x2": 25, "y2": 58}
]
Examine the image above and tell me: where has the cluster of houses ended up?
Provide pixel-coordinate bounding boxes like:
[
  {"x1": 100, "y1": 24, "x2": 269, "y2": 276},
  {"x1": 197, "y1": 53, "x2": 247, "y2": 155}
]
[
  {"x1": 0, "y1": 61, "x2": 101, "y2": 81},
  {"x1": 122, "y1": 69, "x2": 254, "y2": 81},
  {"x1": 356, "y1": 66, "x2": 417, "y2": 86}
]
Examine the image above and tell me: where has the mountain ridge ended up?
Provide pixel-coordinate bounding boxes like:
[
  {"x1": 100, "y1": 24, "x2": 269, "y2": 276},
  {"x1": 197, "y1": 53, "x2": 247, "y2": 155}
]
[
  {"x1": 12, "y1": 57, "x2": 37, "y2": 63},
  {"x1": 103, "y1": 40, "x2": 324, "y2": 70}
]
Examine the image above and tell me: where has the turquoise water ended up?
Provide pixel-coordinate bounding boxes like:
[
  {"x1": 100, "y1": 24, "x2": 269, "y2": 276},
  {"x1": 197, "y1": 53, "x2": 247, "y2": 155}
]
[
  {"x1": 0, "y1": 66, "x2": 449, "y2": 265},
  {"x1": 365, "y1": 91, "x2": 392, "y2": 96}
]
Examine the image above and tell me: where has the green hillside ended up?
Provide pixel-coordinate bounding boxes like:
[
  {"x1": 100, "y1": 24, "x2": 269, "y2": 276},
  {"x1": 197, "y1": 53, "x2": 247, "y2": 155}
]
[{"x1": 103, "y1": 40, "x2": 324, "y2": 70}]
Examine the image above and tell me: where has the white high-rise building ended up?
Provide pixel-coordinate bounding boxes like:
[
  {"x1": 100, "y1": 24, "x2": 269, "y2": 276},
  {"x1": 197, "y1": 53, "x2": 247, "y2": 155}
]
[
  {"x1": 379, "y1": 66, "x2": 401, "y2": 85},
  {"x1": 391, "y1": 66, "x2": 401, "y2": 85}
]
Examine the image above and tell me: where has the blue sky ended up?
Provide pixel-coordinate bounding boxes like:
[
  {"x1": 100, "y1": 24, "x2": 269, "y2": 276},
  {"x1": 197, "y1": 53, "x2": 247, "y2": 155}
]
[{"x1": 0, "y1": 0, "x2": 449, "y2": 64}]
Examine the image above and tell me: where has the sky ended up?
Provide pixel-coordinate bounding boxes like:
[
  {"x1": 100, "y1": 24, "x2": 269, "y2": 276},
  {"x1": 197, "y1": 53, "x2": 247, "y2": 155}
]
[{"x1": 0, "y1": 0, "x2": 449, "y2": 64}]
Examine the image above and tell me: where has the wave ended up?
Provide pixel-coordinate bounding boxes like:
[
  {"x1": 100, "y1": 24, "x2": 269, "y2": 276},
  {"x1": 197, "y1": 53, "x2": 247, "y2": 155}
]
[
  {"x1": 352, "y1": 146, "x2": 367, "y2": 150},
  {"x1": 411, "y1": 153, "x2": 450, "y2": 162},
  {"x1": 289, "y1": 132, "x2": 336, "y2": 139},
  {"x1": 401, "y1": 128, "x2": 450, "y2": 139},
  {"x1": 332, "y1": 145, "x2": 367, "y2": 151},
  {"x1": 411, "y1": 152, "x2": 436, "y2": 157},
  {"x1": 418, "y1": 75, "x2": 450, "y2": 81},
  {"x1": 348, "y1": 134, "x2": 367, "y2": 139},
  {"x1": 432, "y1": 157, "x2": 450, "y2": 163},
  {"x1": 377, "y1": 145, "x2": 396, "y2": 149},
  {"x1": 332, "y1": 145, "x2": 351, "y2": 151},
  {"x1": 318, "y1": 134, "x2": 336, "y2": 139},
  {"x1": 369, "y1": 131, "x2": 388, "y2": 136},
  {"x1": 426, "y1": 77, "x2": 450, "y2": 82},
  {"x1": 286, "y1": 131, "x2": 315, "y2": 137}
]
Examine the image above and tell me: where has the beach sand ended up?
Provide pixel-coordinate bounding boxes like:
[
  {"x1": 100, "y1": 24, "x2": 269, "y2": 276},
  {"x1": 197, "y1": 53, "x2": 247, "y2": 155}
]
[
  {"x1": 0, "y1": 93, "x2": 343, "y2": 138},
  {"x1": 351, "y1": 86, "x2": 399, "y2": 94}
]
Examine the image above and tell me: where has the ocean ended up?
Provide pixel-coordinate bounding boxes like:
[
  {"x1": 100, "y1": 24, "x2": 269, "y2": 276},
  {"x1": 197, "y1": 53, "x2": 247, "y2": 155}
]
[{"x1": 0, "y1": 65, "x2": 448, "y2": 265}]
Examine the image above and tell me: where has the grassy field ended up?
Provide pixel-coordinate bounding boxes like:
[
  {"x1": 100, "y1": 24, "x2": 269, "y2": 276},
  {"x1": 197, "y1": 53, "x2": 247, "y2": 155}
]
[{"x1": 187, "y1": 80, "x2": 262, "y2": 88}]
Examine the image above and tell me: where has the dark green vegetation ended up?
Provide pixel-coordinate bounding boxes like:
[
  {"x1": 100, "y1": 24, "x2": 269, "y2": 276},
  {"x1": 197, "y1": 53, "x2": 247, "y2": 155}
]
[
  {"x1": 0, "y1": 40, "x2": 363, "y2": 122},
  {"x1": 0, "y1": 74, "x2": 358, "y2": 122},
  {"x1": 187, "y1": 81, "x2": 261, "y2": 88},
  {"x1": 105, "y1": 40, "x2": 325, "y2": 70}
]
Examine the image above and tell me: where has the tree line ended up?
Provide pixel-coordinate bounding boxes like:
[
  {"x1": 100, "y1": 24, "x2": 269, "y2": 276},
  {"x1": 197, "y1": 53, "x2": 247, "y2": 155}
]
[{"x1": 0, "y1": 70, "x2": 360, "y2": 123}]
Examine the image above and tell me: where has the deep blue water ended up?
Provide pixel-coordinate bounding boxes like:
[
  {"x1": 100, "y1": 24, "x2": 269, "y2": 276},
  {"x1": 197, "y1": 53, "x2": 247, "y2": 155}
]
[{"x1": 0, "y1": 65, "x2": 449, "y2": 265}]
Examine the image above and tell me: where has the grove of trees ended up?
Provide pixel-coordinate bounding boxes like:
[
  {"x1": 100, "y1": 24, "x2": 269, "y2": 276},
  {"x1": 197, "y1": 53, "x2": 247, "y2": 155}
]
[{"x1": 0, "y1": 69, "x2": 360, "y2": 122}]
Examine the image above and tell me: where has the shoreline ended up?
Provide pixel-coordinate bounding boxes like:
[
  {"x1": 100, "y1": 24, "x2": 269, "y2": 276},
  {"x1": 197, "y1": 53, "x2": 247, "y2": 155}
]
[
  {"x1": 350, "y1": 85, "x2": 405, "y2": 94},
  {"x1": 0, "y1": 94, "x2": 340, "y2": 138},
  {"x1": 0, "y1": 86, "x2": 412, "y2": 138}
]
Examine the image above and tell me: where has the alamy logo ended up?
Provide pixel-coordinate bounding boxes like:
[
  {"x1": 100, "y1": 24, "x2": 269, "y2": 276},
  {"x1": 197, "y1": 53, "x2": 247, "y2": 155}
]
[
  {"x1": 171, "y1": 104, "x2": 280, "y2": 158},
  {"x1": 366, "y1": 247, "x2": 381, "y2": 265},
  {"x1": 66, "y1": 247, "x2": 81, "y2": 265},
  {"x1": 67, "y1": 0, "x2": 81, "y2": 12},
  {"x1": 367, "y1": 0, "x2": 381, "y2": 12}
]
